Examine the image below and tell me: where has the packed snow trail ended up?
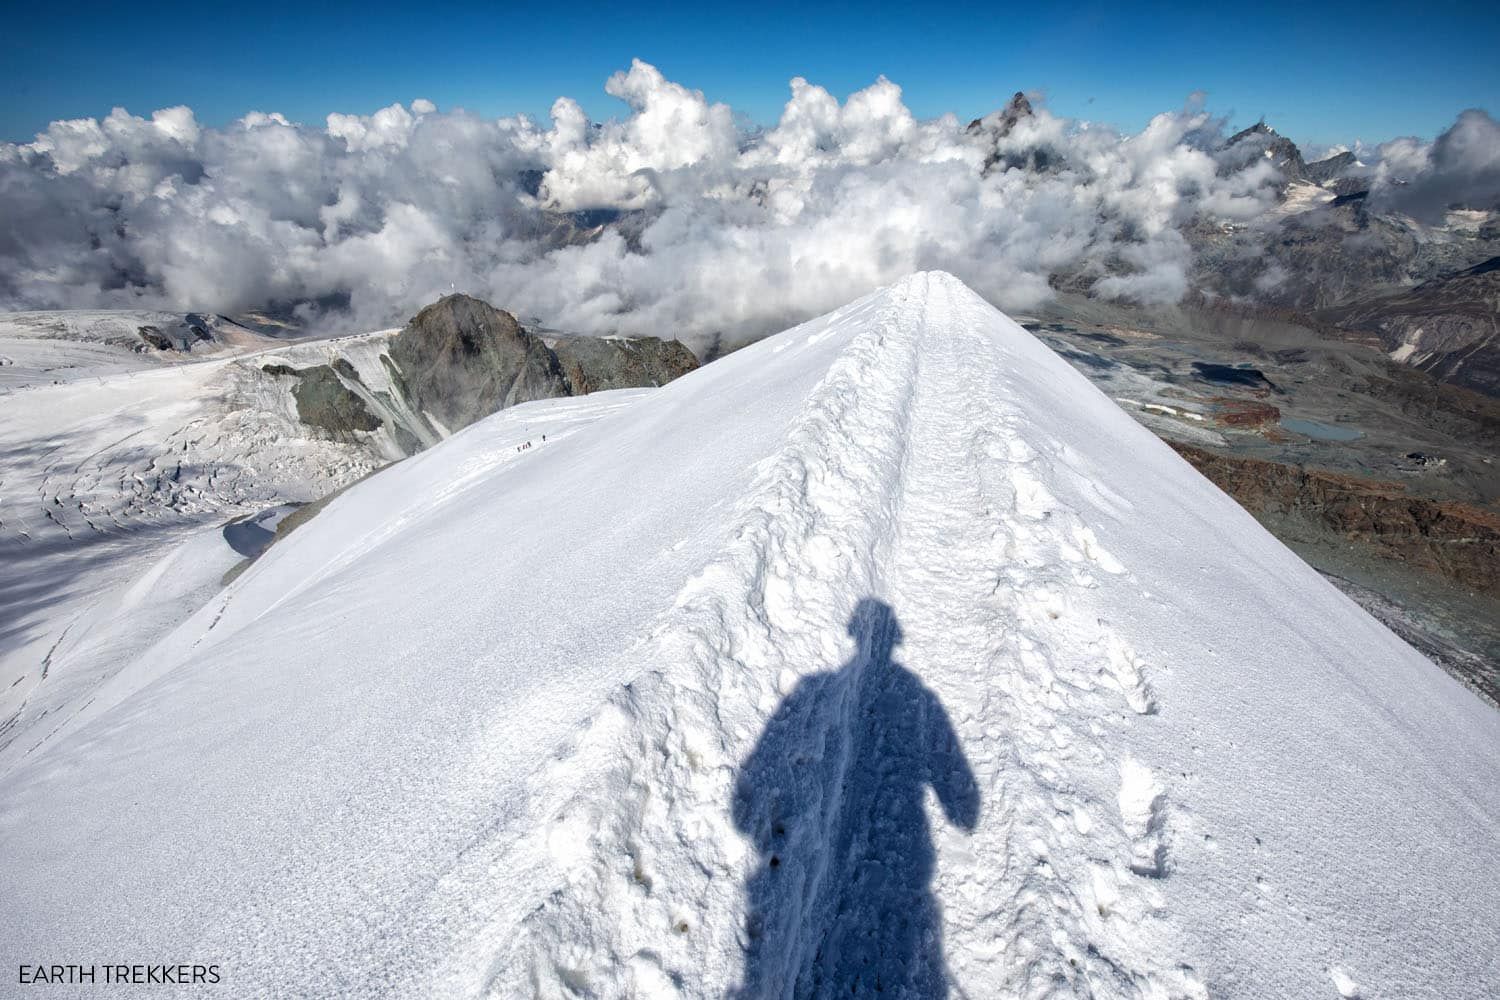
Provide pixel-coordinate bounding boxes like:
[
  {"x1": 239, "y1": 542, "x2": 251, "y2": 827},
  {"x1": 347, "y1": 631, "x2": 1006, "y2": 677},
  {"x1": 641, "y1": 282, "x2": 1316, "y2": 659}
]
[
  {"x1": 493, "y1": 274, "x2": 1207, "y2": 997},
  {"x1": 1, "y1": 274, "x2": 1498, "y2": 998},
  {"x1": 879, "y1": 284, "x2": 1194, "y2": 995}
]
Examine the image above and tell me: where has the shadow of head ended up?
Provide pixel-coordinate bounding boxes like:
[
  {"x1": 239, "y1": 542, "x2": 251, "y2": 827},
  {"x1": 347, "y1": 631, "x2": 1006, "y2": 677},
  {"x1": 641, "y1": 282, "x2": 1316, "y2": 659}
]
[{"x1": 846, "y1": 596, "x2": 902, "y2": 659}]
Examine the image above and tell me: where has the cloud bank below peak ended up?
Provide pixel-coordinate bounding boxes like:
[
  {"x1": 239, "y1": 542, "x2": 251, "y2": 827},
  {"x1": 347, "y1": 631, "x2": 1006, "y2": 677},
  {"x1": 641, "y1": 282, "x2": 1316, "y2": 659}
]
[{"x1": 1, "y1": 59, "x2": 1495, "y2": 350}]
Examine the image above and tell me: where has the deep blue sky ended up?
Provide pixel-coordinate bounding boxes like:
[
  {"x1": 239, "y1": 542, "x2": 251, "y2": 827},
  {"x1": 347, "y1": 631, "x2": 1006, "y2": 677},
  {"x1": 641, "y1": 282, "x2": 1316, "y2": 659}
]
[{"x1": 3, "y1": 0, "x2": 1496, "y2": 146}]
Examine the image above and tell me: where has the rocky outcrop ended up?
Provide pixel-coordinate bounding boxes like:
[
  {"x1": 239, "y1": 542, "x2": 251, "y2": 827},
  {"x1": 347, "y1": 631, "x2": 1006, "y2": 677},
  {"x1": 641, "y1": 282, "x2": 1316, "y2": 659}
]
[
  {"x1": 263, "y1": 363, "x2": 381, "y2": 440},
  {"x1": 131, "y1": 313, "x2": 244, "y2": 353},
  {"x1": 1208, "y1": 397, "x2": 1281, "y2": 428},
  {"x1": 1304, "y1": 151, "x2": 1356, "y2": 185},
  {"x1": 1172, "y1": 442, "x2": 1500, "y2": 595},
  {"x1": 386, "y1": 295, "x2": 572, "y2": 433},
  {"x1": 548, "y1": 335, "x2": 700, "y2": 395},
  {"x1": 1319, "y1": 257, "x2": 1500, "y2": 396},
  {"x1": 382, "y1": 293, "x2": 701, "y2": 436},
  {"x1": 252, "y1": 294, "x2": 701, "y2": 452}
]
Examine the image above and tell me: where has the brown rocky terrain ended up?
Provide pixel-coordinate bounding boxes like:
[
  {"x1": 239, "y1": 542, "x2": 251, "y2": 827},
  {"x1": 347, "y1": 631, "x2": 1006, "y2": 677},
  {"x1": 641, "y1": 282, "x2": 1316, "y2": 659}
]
[
  {"x1": 1207, "y1": 397, "x2": 1281, "y2": 428},
  {"x1": 1023, "y1": 295, "x2": 1500, "y2": 701},
  {"x1": 1171, "y1": 443, "x2": 1500, "y2": 596}
]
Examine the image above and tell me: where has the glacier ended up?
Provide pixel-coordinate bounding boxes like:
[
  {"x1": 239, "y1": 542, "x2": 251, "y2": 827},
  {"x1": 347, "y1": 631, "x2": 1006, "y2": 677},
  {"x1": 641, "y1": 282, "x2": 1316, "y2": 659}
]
[{"x1": 1, "y1": 272, "x2": 1497, "y2": 998}]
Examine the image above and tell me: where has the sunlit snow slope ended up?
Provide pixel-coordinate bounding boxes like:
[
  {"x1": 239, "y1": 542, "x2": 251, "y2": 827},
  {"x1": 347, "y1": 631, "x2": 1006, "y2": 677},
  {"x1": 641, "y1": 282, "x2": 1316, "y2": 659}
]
[{"x1": 1, "y1": 273, "x2": 1497, "y2": 999}]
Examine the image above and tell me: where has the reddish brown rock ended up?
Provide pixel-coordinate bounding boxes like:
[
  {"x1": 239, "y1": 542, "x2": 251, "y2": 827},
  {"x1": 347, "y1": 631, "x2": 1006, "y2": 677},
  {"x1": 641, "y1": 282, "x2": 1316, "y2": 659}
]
[
  {"x1": 1210, "y1": 397, "x2": 1281, "y2": 428},
  {"x1": 1171, "y1": 443, "x2": 1500, "y2": 595}
]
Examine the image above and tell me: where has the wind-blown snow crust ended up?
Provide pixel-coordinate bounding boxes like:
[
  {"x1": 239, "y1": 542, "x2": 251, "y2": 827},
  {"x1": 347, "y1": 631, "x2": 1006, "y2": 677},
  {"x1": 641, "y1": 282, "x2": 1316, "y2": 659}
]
[{"x1": 0, "y1": 273, "x2": 1497, "y2": 998}]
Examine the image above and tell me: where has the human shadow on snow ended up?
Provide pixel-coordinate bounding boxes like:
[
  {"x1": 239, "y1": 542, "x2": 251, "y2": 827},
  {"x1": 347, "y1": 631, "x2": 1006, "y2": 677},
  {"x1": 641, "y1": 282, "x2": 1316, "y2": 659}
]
[{"x1": 732, "y1": 598, "x2": 980, "y2": 998}]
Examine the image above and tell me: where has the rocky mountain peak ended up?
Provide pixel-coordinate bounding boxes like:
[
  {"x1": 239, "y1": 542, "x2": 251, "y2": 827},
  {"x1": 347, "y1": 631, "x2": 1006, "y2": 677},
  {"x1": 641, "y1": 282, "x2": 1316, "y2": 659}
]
[
  {"x1": 1304, "y1": 150, "x2": 1358, "y2": 185},
  {"x1": 1223, "y1": 119, "x2": 1307, "y2": 182},
  {"x1": 384, "y1": 293, "x2": 700, "y2": 437},
  {"x1": 388, "y1": 293, "x2": 566, "y2": 433},
  {"x1": 967, "y1": 91, "x2": 1053, "y2": 174},
  {"x1": 967, "y1": 91, "x2": 1035, "y2": 136},
  {"x1": 1227, "y1": 120, "x2": 1278, "y2": 143},
  {"x1": 404, "y1": 293, "x2": 527, "y2": 356},
  {"x1": 1000, "y1": 90, "x2": 1033, "y2": 122}
]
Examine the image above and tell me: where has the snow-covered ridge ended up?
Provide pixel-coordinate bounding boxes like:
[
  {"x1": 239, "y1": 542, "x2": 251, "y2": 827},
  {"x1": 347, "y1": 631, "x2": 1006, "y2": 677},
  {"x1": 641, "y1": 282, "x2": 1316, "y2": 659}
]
[
  {"x1": 1, "y1": 274, "x2": 1496, "y2": 998},
  {"x1": 0, "y1": 297, "x2": 696, "y2": 772}
]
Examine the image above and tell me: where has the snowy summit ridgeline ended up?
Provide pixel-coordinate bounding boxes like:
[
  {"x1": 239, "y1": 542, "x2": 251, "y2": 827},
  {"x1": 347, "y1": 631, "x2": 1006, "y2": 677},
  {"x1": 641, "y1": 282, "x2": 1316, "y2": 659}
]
[{"x1": 1, "y1": 273, "x2": 1497, "y2": 998}]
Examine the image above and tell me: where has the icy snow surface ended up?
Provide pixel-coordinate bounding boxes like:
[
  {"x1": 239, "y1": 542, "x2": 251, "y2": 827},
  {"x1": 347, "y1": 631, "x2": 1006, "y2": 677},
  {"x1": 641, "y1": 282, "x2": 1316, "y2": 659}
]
[{"x1": 1, "y1": 273, "x2": 1498, "y2": 998}]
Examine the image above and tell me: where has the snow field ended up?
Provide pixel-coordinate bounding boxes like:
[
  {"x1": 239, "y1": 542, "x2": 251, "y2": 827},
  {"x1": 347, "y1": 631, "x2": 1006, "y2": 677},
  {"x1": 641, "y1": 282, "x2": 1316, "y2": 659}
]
[{"x1": 1, "y1": 274, "x2": 1497, "y2": 999}]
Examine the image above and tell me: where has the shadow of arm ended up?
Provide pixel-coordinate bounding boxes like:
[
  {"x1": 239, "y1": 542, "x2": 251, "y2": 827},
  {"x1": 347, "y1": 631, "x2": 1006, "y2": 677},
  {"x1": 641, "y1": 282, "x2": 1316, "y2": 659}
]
[{"x1": 925, "y1": 686, "x2": 980, "y2": 832}]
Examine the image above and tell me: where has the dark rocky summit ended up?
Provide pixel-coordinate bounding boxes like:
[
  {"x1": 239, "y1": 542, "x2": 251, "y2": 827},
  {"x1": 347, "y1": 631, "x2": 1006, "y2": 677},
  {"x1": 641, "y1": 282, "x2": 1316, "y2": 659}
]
[
  {"x1": 387, "y1": 295, "x2": 572, "y2": 433},
  {"x1": 1221, "y1": 121, "x2": 1307, "y2": 182},
  {"x1": 1221, "y1": 123, "x2": 1360, "y2": 189},
  {"x1": 1304, "y1": 150, "x2": 1357, "y2": 185},
  {"x1": 966, "y1": 91, "x2": 1033, "y2": 137},
  {"x1": 967, "y1": 92, "x2": 1055, "y2": 174},
  {"x1": 380, "y1": 292, "x2": 700, "y2": 436}
]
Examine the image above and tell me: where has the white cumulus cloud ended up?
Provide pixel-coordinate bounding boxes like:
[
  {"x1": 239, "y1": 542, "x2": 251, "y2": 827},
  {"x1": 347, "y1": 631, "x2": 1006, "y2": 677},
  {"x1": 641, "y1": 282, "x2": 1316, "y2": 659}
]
[{"x1": 1, "y1": 62, "x2": 1494, "y2": 351}]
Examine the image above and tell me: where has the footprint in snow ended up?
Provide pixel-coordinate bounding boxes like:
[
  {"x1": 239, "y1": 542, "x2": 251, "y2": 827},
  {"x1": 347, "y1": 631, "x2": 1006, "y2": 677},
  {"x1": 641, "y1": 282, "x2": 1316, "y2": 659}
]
[{"x1": 1118, "y1": 758, "x2": 1169, "y2": 878}]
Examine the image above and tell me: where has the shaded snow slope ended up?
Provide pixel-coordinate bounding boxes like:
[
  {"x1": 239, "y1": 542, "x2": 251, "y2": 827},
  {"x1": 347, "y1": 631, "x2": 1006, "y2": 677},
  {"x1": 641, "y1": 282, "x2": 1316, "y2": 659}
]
[{"x1": 1, "y1": 273, "x2": 1497, "y2": 998}]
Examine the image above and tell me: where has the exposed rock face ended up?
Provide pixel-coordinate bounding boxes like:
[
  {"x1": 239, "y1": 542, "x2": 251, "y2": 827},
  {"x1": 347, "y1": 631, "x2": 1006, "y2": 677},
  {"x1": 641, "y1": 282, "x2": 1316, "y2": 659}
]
[
  {"x1": 247, "y1": 296, "x2": 701, "y2": 460},
  {"x1": 966, "y1": 92, "x2": 1054, "y2": 174},
  {"x1": 1304, "y1": 150, "x2": 1356, "y2": 185},
  {"x1": 128, "y1": 313, "x2": 236, "y2": 353},
  {"x1": 1172, "y1": 442, "x2": 1500, "y2": 595},
  {"x1": 387, "y1": 294, "x2": 572, "y2": 433},
  {"x1": 1221, "y1": 122, "x2": 1308, "y2": 183},
  {"x1": 136, "y1": 326, "x2": 173, "y2": 350},
  {"x1": 966, "y1": 92, "x2": 1033, "y2": 136},
  {"x1": 263, "y1": 363, "x2": 381, "y2": 440},
  {"x1": 1319, "y1": 257, "x2": 1500, "y2": 396},
  {"x1": 548, "y1": 336, "x2": 700, "y2": 395},
  {"x1": 379, "y1": 292, "x2": 701, "y2": 438}
]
